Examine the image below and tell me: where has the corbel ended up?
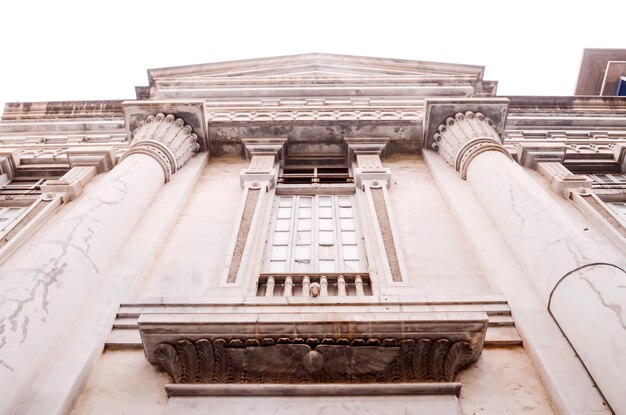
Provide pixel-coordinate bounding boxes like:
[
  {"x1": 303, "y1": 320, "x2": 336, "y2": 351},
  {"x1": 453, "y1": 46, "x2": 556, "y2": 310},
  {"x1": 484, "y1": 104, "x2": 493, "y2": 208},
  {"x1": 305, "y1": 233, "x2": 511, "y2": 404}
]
[
  {"x1": 345, "y1": 137, "x2": 391, "y2": 189},
  {"x1": 240, "y1": 137, "x2": 287, "y2": 190}
]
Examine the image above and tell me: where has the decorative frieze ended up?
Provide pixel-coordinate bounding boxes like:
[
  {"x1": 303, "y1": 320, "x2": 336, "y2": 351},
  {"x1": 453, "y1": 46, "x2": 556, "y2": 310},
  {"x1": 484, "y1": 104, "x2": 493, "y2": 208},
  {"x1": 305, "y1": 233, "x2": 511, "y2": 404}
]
[
  {"x1": 431, "y1": 111, "x2": 512, "y2": 179},
  {"x1": 152, "y1": 336, "x2": 475, "y2": 384},
  {"x1": 121, "y1": 113, "x2": 200, "y2": 182},
  {"x1": 140, "y1": 311, "x2": 487, "y2": 386},
  {"x1": 206, "y1": 109, "x2": 421, "y2": 123}
]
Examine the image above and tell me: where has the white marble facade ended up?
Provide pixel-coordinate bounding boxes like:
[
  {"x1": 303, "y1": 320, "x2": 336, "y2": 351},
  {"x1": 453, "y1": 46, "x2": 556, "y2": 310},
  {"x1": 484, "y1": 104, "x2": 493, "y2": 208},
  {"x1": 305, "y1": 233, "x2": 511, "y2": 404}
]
[{"x1": 0, "y1": 53, "x2": 624, "y2": 415}]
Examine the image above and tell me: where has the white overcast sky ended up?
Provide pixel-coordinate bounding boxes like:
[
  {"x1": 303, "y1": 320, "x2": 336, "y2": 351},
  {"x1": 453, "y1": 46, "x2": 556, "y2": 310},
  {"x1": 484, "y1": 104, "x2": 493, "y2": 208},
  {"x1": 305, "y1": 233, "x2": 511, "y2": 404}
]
[{"x1": 0, "y1": 0, "x2": 624, "y2": 111}]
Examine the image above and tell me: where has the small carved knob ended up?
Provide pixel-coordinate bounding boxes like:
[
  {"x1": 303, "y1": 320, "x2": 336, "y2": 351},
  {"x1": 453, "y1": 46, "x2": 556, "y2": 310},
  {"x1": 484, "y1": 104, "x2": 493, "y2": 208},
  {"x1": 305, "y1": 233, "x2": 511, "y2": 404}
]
[
  {"x1": 302, "y1": 350, "x2": 324, "y2": 372},
  {"x1": 309, "y1": 282, "x2": 321, "y2": 297}
]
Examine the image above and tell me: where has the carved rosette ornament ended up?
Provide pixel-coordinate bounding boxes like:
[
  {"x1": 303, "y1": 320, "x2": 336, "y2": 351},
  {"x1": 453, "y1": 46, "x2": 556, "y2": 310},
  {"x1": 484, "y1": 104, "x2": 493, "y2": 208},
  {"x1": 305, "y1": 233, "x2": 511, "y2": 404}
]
[
  {"x1": 152, "y1": 336, "x2": 476, "y2": 384},
  {"x1": 121, "y1": 113, "x2": 200, "y2": 182},
  {"x1": 431, "y1": 111, "x2": 512, "y2": 179}
]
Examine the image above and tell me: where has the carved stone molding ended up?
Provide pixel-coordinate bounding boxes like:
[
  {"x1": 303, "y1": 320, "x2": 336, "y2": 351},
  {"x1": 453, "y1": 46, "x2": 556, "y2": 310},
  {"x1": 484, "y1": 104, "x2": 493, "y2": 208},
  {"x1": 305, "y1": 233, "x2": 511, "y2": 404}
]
[
  {"x1": 139, "y1": 311, "x2": 487, "y2": 386},
  {"x1": 121, "y1": 113, "x2": 200, "y2": 182},
  {"x1": 152, "y1": 336, "x2": 475, "y2": 384},
  {"x1": 206, "y1": 109, "x2": 421, "y2": 123},
  {"x1": 431, "y1": 111, "x2": 512, "y2": 179},
  {"x1": 537, "y1": 162, "x2": 592, "y2": 198}
]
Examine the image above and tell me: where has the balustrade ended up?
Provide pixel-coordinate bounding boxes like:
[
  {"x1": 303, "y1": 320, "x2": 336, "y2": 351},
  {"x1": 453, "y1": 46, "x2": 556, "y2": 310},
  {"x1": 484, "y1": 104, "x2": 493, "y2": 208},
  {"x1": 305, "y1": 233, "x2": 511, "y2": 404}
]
[{"x1": 257, "y1": 273, "x2": 371, "y2": 297}]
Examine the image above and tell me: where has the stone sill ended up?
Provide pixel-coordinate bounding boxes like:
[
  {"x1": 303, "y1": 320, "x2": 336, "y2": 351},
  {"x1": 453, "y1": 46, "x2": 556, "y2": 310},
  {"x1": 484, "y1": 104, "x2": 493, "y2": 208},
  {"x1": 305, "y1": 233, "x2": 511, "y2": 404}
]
[{"x1": 165, "y1": 383, "x2": 462, "y2": 397}]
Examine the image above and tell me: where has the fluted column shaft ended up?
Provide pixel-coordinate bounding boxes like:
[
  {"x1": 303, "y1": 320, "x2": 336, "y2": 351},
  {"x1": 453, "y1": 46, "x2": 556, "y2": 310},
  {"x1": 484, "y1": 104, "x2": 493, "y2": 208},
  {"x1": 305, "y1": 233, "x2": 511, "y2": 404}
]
[
  {"x1": 0, "y1": 113, "x2": 199, "y2": 413},
  {"x1": 432, "y1": 111, "x2": 626, "y2": 412}
]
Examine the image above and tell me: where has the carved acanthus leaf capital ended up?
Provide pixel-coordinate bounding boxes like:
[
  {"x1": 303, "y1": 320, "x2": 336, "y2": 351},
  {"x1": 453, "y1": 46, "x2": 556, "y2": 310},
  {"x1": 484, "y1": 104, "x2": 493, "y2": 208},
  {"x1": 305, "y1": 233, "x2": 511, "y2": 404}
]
[
  {"x1": 431, "y1": 111, "x2": 512, "y2": 179},
  {"x1": 122, "y1": 113, "x2": 200, "y2": 182}
]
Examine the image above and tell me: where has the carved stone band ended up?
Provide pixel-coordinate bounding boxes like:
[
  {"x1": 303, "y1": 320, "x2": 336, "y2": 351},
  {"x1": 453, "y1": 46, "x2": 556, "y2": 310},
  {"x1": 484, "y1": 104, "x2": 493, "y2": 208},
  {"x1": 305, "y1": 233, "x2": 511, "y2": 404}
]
[
  {"x1": 120, "y1": 113, "x2": 200, "y2": 182},
  {"x1": 431, "y1": 111, "x2": 510, "y2": 179},
  {"x1": 153, "y1": 336, "x2": 476, "y2": 384},
  {"x1": 455, "y1": 137, "x2": 513, "y2": 180},
  {"x1": 139, "y1": 311, "x2": 488, "y2": 385}
]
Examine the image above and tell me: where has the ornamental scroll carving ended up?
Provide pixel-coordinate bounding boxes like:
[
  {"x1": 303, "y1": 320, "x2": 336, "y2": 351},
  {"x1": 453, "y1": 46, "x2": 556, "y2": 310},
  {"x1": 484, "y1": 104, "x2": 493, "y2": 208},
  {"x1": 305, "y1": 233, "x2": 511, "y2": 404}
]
[
  {"x1": 431, "y1": 111, "x2": 512, "y2": 179},
  {"x1": 152, "y1": 336, "x2": 476, "y2": 384},
  {"x1": 121, "y1": 113, "x2": 200, "y2": 182}
]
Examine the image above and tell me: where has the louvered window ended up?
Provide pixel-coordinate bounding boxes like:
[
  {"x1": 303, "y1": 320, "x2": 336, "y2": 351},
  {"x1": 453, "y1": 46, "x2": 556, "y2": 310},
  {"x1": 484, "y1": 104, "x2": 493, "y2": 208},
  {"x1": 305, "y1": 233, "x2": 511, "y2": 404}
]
[{"x1": 263, "y1": 194, "x2": 367, "y2": 274}]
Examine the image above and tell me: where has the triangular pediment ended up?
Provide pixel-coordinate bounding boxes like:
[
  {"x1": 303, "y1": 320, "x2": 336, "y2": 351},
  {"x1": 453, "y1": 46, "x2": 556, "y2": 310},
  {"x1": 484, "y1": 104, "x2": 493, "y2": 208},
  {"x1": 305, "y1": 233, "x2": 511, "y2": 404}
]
[
  {"x1": 136, "y1": 53, "x2": 496, "y2": 101},
  {"x1": 147, "y1": 53, "x2": 485, "y2": 83}
]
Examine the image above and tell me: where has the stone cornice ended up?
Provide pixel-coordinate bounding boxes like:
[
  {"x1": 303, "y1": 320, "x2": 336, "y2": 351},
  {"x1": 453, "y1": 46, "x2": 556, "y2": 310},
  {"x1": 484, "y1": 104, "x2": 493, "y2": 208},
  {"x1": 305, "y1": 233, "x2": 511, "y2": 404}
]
[
  {"x1": 345, "y1": 137, "x2": 390, "y2": 156},
  {"x1": 241, "y1": 137, "x2": 288, "y2": 158},
  {"x1": 121, "y1": 113, "x2": 200, "y2": 182}
]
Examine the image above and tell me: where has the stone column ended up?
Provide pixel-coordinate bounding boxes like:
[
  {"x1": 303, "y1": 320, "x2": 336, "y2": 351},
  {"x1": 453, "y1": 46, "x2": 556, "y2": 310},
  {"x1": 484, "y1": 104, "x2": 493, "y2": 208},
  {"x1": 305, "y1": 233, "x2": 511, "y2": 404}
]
[
  {"x1": 431, "y1": 110, "x2": 626, "y2": 412},
  {"x1": 0, "y1": 113, "x2": 199, "y2": 413}
]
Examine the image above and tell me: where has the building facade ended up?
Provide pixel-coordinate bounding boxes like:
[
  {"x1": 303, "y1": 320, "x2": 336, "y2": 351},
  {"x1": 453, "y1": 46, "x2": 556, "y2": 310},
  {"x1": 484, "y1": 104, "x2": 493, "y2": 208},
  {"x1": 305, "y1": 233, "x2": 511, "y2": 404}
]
[{"x1": 0, "y1": 51, "x2": 625, "y2": 415}]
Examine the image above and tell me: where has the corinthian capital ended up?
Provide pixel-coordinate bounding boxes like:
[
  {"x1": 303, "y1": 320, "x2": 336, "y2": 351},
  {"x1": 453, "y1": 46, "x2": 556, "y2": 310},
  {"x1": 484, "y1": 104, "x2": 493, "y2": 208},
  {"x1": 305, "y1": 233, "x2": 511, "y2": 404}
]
[
  {"x1": 122, "y1": 113, "x2": 200, "y2": 182},
  {"x1": 431, "y1": 111, "x2": 511, "y2": 179}
]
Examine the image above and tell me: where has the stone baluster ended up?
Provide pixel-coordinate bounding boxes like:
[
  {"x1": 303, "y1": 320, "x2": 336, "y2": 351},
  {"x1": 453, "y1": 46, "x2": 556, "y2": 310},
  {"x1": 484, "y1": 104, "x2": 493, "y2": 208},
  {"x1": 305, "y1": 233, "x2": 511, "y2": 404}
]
[
  {"x1": 355, "y1": 275, "x2": 365, "y2": 296},
  {"x1": 265, "y1": 276, "x2": 275, "y2": 297},
  {"x1": 302, "y1": 276, "x2": 311, "y2": 297},
  {"x1": 337, "y1": 275, "x2": 347, "y2": 296},
  {"x1": 284, "y1": 276, "x2": 293, "y2": 297},
  {"x1": 320, "y1": 276, "x2": 328, "y2": 296}
]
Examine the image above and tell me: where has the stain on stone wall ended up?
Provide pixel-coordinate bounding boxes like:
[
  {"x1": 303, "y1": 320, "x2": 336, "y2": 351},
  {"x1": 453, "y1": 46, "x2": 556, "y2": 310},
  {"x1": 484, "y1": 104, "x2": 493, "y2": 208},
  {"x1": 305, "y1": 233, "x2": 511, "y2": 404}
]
[{"x1": 227, "y1": 188, "x2": 260, "y2": 283}]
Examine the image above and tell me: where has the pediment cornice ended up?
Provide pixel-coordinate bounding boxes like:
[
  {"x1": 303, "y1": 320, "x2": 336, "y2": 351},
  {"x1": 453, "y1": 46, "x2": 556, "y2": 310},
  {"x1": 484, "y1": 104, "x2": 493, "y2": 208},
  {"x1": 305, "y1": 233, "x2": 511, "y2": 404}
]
[{"x1": 147, "y1": 53, "x2": 487, "y2": 82}]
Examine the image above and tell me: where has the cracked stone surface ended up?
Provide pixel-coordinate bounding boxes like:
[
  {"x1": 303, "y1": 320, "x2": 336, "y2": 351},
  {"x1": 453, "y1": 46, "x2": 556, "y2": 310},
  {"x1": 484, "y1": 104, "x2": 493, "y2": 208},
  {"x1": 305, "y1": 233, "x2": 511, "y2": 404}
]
[{"x1": 0, "y1": 153, "x2": 164, "y2": 410}]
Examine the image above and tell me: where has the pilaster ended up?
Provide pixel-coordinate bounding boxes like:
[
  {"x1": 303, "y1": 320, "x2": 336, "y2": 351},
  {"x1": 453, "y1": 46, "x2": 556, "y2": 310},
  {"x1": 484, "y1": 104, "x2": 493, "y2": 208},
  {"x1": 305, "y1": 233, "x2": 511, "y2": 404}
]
[
  {"x1": 224, "y1": 137, "x2": 287, "y2": 287},
  {"x1": 346, "y1": 137, "x2": 405, "y2": 286}
]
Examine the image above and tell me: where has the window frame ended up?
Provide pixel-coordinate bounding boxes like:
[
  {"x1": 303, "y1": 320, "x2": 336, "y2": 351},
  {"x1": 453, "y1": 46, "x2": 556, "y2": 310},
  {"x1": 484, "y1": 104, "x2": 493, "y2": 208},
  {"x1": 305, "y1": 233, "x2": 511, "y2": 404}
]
[{"x1": 262, "y1": 192, "x2": 368, "y2": 275}]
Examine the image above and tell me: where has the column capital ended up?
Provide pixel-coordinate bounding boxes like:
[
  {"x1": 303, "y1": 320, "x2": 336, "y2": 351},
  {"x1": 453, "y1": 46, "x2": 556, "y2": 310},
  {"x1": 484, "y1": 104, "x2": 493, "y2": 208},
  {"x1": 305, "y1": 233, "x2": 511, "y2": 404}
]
[
  {"x1": 423, "y1": 99, "x2": 511, "y2": 179},
  {"x1": 430, "y1": 111, "x2": 512, "y2": 179},
  {"x1": 121, "y1": 113, "x2": 200, "y2": 182}
]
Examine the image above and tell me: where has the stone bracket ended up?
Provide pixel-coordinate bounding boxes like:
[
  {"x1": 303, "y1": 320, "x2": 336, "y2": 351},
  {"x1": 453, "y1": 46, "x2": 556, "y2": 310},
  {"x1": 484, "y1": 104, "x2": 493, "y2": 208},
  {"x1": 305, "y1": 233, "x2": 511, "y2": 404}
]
[
  {"x1": 66, "y1": 148, "x2": 117, "y2": 173},
  {"x1": 139, "y1": 311, "x2": 487, "y2": 385},
  {"x1": 517, "y1": 143, "x2": 567, "y2": 169},
  {"x1": 345, "y1": 137, "x2": 391, "y2": 188},
  {"x1": 537, "y1": 162, "x2": 592, "y2": 198},
  {"x1": 241, "y1": 137, "x2": 288, "y2": 160},
  {"x1": 240, "y1": 137, "x2": 288, "y2": 189},
  {"x1": 41, "y1": 166, "x2": 98, "y2": 202}
]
